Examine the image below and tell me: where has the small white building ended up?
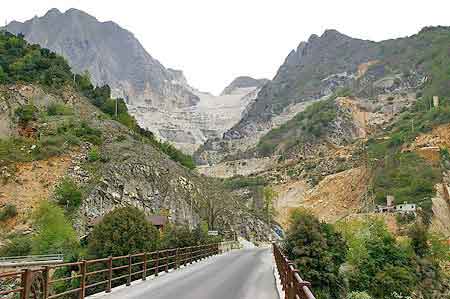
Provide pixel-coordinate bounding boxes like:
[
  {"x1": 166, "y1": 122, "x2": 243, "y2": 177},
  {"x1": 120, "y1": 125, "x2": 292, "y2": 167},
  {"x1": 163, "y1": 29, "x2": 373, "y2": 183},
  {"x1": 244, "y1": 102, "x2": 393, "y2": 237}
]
[{"x1": 395, "y1": 202, "x2": 417, "y2": 214}]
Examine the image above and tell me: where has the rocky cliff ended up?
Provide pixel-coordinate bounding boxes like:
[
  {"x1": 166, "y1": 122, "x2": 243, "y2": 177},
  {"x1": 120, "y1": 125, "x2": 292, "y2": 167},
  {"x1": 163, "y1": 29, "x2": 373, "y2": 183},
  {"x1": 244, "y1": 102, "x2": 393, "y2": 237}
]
[
  {"x1": 6, "y1": 9, "x2": 269, "y2": 153},
  {"x1": 0, "y1": 84, "x2": 271, "y2": 242},
  {"x1": 6, "y1": 8, "x2": 199, "y2": 109}
]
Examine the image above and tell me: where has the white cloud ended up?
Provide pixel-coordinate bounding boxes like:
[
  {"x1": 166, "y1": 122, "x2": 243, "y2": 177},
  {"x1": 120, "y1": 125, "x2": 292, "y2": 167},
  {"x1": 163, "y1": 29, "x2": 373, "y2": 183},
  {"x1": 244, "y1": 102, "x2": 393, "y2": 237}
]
[{"x1": 1, "y1": 0, "x2": 449, "y2": 94}]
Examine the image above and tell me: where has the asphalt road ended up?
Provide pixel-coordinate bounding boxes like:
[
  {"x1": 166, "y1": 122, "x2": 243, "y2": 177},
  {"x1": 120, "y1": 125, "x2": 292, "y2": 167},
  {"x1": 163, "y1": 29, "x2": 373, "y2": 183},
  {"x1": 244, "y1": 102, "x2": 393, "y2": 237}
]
[{"x1": 91, "y1": 248, "x2": 279, "y2": 299}]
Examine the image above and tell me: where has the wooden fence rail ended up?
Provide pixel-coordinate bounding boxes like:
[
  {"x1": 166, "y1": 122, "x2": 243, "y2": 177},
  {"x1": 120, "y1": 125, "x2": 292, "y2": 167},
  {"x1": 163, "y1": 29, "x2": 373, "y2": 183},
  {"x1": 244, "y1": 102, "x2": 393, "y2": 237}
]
[
  {"x1": 0, "y1": 242, "x2": 231, "y2": 299},
  {"x1": 273, "y1": 243, "x2": 316, "y2": 299}
]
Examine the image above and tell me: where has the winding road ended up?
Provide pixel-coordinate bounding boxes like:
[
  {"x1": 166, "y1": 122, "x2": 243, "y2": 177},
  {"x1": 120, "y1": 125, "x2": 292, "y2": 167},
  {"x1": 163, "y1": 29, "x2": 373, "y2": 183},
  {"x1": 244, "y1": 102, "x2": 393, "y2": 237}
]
[{"x1": 90, "y1": 248, "x2": 279, "y2": 299}]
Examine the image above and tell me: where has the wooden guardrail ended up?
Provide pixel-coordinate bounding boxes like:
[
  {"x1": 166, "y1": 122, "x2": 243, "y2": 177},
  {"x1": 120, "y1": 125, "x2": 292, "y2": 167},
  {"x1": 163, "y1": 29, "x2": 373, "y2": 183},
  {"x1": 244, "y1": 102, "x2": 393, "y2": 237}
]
[
  {"x1": 0, "y1": 243, "x2": 230, "y2": 299},
  {"x1": 273, "y1": 243, "x2": 316, "y2": 299}
]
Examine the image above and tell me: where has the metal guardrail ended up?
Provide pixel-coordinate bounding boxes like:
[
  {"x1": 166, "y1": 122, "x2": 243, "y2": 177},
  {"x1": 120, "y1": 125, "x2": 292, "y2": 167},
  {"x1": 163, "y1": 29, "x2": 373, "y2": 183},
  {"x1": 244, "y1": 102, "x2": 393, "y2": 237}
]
[
  {"x1": 273, "y1": 243, "x2": 316, "y2": 299},
  {"x1": 0, "y1": 255, "x2": 64, "y2": 267},
  {"x1": 0, "y1": 242, "x2": 236, "y2": 299}
]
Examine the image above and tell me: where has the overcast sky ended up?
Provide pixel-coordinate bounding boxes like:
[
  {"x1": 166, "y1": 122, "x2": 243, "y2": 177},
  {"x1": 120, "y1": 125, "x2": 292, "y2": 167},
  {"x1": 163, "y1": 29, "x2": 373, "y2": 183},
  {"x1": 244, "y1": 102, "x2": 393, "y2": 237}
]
[{"x1": 1, "y1": 0, "x2": 449, "y2": 94}]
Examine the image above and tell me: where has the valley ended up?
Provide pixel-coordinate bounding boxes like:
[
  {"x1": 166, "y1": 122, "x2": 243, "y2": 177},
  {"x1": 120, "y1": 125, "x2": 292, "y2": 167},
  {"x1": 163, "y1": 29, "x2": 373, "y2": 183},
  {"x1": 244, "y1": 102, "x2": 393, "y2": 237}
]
[{"x1": 1, "y1": 6, "x2": 450, "y2": 299}]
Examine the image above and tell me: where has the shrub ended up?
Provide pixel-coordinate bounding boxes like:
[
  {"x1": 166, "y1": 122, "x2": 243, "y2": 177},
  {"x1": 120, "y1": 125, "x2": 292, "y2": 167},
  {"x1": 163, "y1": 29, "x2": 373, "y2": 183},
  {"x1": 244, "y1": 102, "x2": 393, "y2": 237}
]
[
  {"x1": 87, "y1": 146, "x2": 100, "y2": 162},
  {"x1": 55, "y1": 178, "x2": 83, "y2": 210},
  {"x1": 0, "y1": 204, "x2": 18, "y2": 221},
  {"x1": 0, "y1": 234, "x2": 32, "y2": 256},
  {"x1": 88, "y1": 207, "x2": 159, "y2": 258},
  {"x1": 47, "y1": 103, "x2": 73, "y2": 116},
  {"x1": 14, "y1": 104, "x2": 37, "y2": 124},
  {"x1": 283, "y1": 209, "x2": 347, "y2": 299},
  {"x1": 32, "y1": 201, "x2": 79, "y2": 255}
]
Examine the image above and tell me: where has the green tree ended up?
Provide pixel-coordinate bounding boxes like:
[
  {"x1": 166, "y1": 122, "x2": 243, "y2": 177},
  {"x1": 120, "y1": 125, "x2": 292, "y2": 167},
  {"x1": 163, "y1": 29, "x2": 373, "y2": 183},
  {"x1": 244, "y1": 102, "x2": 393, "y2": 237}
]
[
  {"x1": 31, "y1": 201, "x2": 79, "y2": 255},
  {"x1": 55, "y1": 178, "x2": 83, "y2": 211},
  {"x1": 283, "y1": 209, "x2": 347, "y2": 299},
  {"x1": 263, "y1": 187, "x2": 277, "y2": 224},
  {"x1": 408, "y1": 222, "x2": 429, "y2": 257},
  {"x1": 88, "y1": 207, "x2": 159, "y2": 257}
]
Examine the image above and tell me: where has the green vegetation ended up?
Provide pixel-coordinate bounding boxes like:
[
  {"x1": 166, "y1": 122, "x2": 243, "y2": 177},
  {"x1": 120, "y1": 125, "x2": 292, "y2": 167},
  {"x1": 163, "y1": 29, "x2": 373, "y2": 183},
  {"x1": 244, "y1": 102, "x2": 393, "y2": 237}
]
[
  {"x1": 0, "y1": 120, "x2": 102, "y2": 166},
  {"x1": 346, "y1": 292, "x2": 372, "y2": 299},
  {"x1": 335, "y1": 217, "x2": 450, "y2": 299},
  {"x1": 31, "y1": 201, "x2": 79, "y2": 255},
  {"x1": 0, "y1": 204, "x2": 17, "y2": 221},
  {"x1": 0, "y1": 234, "x2": 32, "y2": 256},
  {"x1": 46, "y1": 102, "x2": 73, "y2": 116},
  {"x1": 0, "y1": 31, "x2": 195, "y2": 169},
  {"x1": 223, "y1": 175, "x2": 266, "y2": 190},
  {"x1": 87, "y1": 146, "x2": 101, "y2": 162},
  {"x1": 88, "y1": 207, "x2": 159, "y2": 257},
  {"x1": 55, "y1": 178, "x2": 83, "y2": 211},
  {"x1": 14, "y1": 104, "x2": 37, "y2": 124},
  {"x1": 283, "y1": 209, "x2": 347, "y2": 299},
  {"x1": 257, "y1": 97, "x2": 337, "y2": 156},
  {"x1": 371, "y1": 151, "x2": 440, "y2": 220}
]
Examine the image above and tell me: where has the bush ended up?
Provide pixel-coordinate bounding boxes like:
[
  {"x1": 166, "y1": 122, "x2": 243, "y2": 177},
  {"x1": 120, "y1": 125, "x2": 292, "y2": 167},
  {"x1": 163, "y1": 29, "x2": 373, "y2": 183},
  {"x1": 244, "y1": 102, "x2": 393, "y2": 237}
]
[
  {"x1": 47, "y1": 103, "x2": 73, "y2": 116},
  {"x1": 88, "y1": 207, "x2": 159, "y2": 258},
  {"x1": 14, "y1": 104, "x2": 37, "y2": 124},
  {"x1": 0, "y1": 234, "x2": 32, "y2": 256},
  {"x1": 32, "y1": 201, "x2": 79, "y2": 255},
  {"x1": 283, "y1": 209, "x2": 347, "y2": 299},
  {"x1": 55, "y1": 178, "x2": 83, "y2": 210},
  {"x1": 87, "y1": 146, "x2": 100, "y2": 162},
  {"x1": 0, "y1": 204, "x2": 18, "y2": 221}
]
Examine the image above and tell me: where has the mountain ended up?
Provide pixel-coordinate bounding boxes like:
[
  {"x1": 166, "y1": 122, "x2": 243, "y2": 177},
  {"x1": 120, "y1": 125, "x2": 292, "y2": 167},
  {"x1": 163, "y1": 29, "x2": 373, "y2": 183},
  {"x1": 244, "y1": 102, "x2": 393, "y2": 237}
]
[
  {"x1": 6, "y1": 9, "x2": 268, "y2": 153},
  {"x1": 195, "y1": 27, "x2": 446, "y2": 164},
  {"x1": 130, "y1": 75, "x2": 267, "y2": 153},
  {"x1": 6, "y1": 8, "x2": 199, "y2": 109},
  {"x1": 221, "y1": 76, "x2": 269, "y2": 96},
  {"x1": 0, "y1": 31, "x2": 270, "y2": 243}
]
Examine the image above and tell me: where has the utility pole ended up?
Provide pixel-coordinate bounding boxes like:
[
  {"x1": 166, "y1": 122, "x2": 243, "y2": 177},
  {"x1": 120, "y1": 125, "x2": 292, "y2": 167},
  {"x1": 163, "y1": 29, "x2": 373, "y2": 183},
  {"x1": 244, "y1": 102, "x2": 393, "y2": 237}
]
[{"x1": 115, "y1": 98, "x2": 118, "y2": 119}]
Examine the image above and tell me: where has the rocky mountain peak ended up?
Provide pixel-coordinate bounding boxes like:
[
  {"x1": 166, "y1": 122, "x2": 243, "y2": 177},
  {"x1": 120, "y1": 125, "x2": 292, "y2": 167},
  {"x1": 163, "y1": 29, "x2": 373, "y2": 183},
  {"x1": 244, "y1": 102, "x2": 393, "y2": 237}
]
[
  {"x1": 221, "y1": 76, "x2": 269, "y2": 96},
  {"x1": 6, "y1": 8, "x2": 199, "y2": 109}
]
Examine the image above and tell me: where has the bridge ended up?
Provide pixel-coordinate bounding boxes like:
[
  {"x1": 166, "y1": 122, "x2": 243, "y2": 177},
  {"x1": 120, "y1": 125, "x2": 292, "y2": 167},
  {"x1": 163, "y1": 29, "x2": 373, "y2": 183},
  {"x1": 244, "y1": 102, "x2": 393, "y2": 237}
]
[{"x1": 0, "y1": 242, "x2": 315, "y2": 299}]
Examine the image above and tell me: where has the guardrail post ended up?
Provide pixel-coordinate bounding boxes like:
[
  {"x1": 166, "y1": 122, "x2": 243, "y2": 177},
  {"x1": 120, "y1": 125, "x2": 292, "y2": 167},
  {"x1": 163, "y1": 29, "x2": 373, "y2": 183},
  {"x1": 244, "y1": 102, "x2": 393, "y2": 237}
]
[
  {"x1": 43, "y1": 266, "x2": 50, "y2": 299},
  {"x1": 106, "y1": 256, "x2": 112, "y2": 293},
  {"x1": 127, "y1": 255, "x2": 132, "y2": 286},
  {"x1": 21, "y1": 269, "x2": 32, "y2": 299},
  {"x1": 175, "y1": 248, "x2": 179, "y2": 270},
  {"x1": 79, "y1": 260, "x2": 86, "y2": 299},
  {"x1": 165, "y1": 251, "x2": 169, "y2": 273},
  {"x1": 142, "y1": 252, "x2": 147, "y2": 280},
  {"x1": 155, "y1": 251, "x2": 159, "y2": 277}
]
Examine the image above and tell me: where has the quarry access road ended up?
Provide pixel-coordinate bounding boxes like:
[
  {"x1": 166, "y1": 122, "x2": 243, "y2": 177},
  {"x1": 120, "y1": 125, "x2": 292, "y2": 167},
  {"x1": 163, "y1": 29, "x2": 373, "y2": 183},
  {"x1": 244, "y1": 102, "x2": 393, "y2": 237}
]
[{"x1": 89, "y1": 247, "x2": 279, "y2": 299}]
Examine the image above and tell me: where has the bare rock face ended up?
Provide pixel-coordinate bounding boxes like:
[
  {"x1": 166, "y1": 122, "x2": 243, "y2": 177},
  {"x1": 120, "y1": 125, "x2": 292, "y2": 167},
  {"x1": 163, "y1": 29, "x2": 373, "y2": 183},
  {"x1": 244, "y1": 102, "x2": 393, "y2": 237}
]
[
  {"x1": 6, "y1": 8, "x2": 199, "y2": 109},
  {"x1": 5, "y1": 9, "x2": 269, "y2": 153},
  {"x1": 130, "y1": 77, "x2": 268, "y2": 154}
]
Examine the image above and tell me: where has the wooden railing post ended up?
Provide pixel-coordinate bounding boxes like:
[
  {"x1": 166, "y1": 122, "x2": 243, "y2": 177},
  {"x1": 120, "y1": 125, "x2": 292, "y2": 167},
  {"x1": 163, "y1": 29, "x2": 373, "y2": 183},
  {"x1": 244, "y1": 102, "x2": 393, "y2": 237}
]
[
  {"x1": 106, "y1": 256, "x2": 112, "y2": 293},
  {"x1": 155, "y1": 251, "x2": 159, "y2": 277},
  {"x1": 79, "y1": 260, "x2": 87, "y2": 299},
  {"x1": 21, "y1": 269, "x2": 32, "y2": 299},
  {"x1": 43, "y1": 266, "x2": 50, "y2": 299},
  {"x1": 142, "y1": 252, "x2": 147, "y2": 280},
  {"x1": 175, "y1": 248, "x2": 179, "y2": 269},
  {"x1": 127, "y1": 255, "x2": 132, "y2": 286}
]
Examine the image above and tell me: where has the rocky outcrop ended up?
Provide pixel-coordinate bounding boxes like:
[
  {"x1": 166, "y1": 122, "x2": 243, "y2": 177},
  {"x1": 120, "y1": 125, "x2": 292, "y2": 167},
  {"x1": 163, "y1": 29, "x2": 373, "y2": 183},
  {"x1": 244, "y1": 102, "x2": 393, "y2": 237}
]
[
  {"x1": 6, "y1": 8, "x2": 199, "y2": 109},
  {"x1": 130, "y1": 77, "x2": 266, "y2": 154},
  {"x1": 0, "y1": 84, "x2": 271, "y2": 241},
  {"x1": 221, "y1": 76, "x2": 268, "y2": 96}
]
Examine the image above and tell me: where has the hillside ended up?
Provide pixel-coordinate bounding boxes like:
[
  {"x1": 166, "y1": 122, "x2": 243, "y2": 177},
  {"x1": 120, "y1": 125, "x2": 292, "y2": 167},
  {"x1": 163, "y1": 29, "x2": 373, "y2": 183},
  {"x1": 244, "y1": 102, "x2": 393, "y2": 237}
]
[
  {"x1": 5, "y1": 9, "x2": 269, "y2": 154},
  {"x1": 0, "y1": 32, "x2": 271, "y2": 249},
  {"x1": 195, "y1": 26, "x2": 450, "y2": 163},
  {"x1": 196, "y1": 26, "x2": 450, "y2": 239}
]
